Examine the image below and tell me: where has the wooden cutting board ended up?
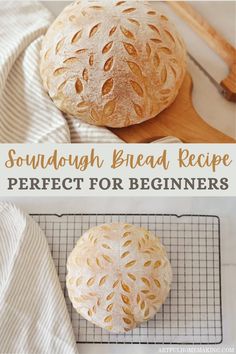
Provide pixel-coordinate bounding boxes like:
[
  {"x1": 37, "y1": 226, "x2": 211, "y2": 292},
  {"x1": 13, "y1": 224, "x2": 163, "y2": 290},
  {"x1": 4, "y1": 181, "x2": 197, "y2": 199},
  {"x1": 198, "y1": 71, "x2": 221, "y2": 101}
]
[{"x1": 110, "y1": 73, "x2": 235, "y2": 143}]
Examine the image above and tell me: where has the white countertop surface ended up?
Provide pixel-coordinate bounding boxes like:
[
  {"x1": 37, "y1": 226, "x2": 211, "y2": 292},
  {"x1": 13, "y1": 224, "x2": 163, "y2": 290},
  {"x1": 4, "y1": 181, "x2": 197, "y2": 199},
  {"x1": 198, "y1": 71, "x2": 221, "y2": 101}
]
[{"x1": 2, "y1": 196, "x2": 236, "y2": 353}]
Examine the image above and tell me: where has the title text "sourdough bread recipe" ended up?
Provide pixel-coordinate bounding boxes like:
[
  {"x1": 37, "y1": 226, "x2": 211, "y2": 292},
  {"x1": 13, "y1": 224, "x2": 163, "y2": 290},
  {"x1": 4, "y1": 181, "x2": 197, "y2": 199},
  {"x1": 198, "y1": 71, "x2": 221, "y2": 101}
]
[{"x1": 5, "y1": 148, "x2": 232, "y2": 172}]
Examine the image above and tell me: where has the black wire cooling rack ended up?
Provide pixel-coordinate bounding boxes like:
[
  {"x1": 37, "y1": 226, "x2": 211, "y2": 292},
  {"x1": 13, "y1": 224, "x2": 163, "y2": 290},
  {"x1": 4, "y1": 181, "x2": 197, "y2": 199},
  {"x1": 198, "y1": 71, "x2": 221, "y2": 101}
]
[{"x1": 31, "y1": 213, "x2": 223, "y2": 345}]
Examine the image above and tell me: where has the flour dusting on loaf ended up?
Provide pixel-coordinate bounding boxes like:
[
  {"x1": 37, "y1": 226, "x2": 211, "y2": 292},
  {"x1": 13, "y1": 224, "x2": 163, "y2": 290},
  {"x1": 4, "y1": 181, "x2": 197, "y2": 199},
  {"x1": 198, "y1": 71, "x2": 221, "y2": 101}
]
[
  {"x1": 40, "y1": 0, "x2": 186, "y2": 127},
  {"x1": 66, "y1": 223, "x2": 172, "y2": 333}
]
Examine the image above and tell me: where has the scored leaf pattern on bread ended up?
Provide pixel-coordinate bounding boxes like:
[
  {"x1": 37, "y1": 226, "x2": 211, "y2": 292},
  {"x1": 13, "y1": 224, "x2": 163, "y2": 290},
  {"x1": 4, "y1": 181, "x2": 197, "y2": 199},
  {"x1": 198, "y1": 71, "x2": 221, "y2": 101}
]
[
  {"x1": 40, "y1": 0, "x2": 186, "y2": 127},
  {"x1": 66, "y1": 223, "x2": 172, "y2": 333}
]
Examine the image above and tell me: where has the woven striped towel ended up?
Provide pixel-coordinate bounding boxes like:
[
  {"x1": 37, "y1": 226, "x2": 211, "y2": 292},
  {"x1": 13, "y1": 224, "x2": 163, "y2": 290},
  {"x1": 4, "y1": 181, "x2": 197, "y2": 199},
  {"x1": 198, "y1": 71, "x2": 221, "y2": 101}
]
[
  {"x1": 0, "y1": 202, "x2": 78, "y2": 353},
  {"x1": 0, "y1": 1, "x2": 125, "y2": 143},
  {"x1": 0, "y1": 1, "x2": 181, "y2": 144}
]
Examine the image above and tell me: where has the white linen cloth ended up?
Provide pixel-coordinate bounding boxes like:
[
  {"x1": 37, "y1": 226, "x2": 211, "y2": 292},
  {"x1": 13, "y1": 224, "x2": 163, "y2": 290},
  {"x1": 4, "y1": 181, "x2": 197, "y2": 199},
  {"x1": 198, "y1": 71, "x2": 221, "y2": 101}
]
[
  {"x1": 0, "y1": 202, "x2": 78, "y2": 354},
  {"x1": 0, "y1": 1, "x2": 123, "y2": 143}
]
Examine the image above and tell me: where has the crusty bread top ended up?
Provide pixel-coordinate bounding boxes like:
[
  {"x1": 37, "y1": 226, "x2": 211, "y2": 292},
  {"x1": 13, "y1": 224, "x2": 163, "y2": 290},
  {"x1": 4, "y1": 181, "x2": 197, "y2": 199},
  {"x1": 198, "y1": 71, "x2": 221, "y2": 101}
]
[
  {"x1": 40, "y1": 0, "x2": 186, "y2": 128},
  {"x1": 66, "y1": 223, "x2": 172, "y2": 333}
]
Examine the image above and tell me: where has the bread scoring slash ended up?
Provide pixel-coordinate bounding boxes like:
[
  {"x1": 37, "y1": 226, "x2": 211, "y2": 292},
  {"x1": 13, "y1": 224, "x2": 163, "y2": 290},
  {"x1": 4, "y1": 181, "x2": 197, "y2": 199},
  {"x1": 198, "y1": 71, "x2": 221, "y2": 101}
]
[{"x1": 40, "y1": 0, "x2": 186, "y2": 128}]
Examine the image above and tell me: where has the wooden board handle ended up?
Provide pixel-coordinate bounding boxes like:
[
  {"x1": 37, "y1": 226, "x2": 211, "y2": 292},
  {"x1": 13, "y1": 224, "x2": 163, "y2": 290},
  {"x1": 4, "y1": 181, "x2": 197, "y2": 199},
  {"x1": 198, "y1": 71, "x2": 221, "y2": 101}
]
[
  {"x1": 221, "y1": 63, "x2": 236, "y2": 102},
  {"x1": 167, "y1": 1, "x2": 236, "y2": 102},
  {"x1": 167, "y1": 1, "x2": 236, "y2": 66}
]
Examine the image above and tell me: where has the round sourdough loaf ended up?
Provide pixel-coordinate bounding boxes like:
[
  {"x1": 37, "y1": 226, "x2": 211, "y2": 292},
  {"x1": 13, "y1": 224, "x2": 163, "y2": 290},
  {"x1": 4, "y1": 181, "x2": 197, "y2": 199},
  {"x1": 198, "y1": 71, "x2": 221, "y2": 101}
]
[
  {"x1": 66, "y1": 223, "x2": 172, "y2": 333},
  {"x1": 40, "y1": 0, "x2": 186, "y2": 128}
]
